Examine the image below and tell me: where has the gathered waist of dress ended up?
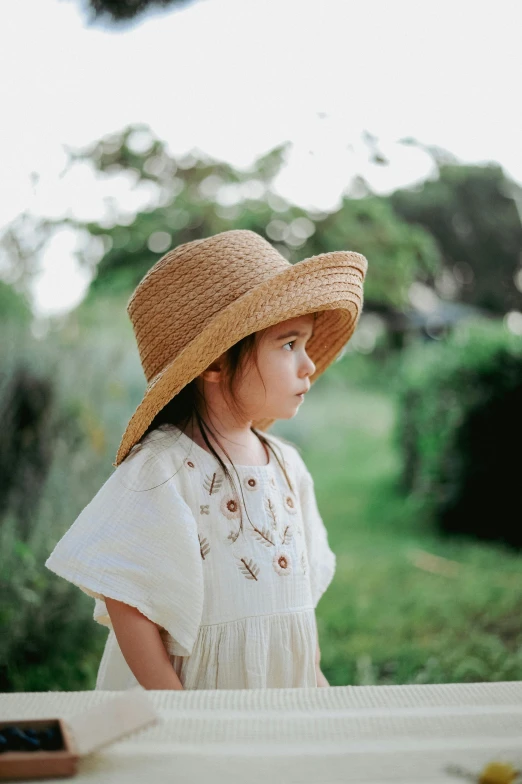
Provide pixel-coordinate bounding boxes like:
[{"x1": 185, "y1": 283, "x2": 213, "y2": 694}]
[
  {"x1": 161, "y1": 607, "x2": 316, "y2": 656},
  {"x1": 199, "y1": 606, "x2": 316, "y2": 629},
  {"x1": 159, "y1": 606, "x2": 316, "y2": 658}
]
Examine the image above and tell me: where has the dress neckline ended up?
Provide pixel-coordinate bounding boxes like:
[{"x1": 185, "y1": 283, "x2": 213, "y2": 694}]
[{"x1": 166, "y1": 424, "x2": 273, "y2": 469}]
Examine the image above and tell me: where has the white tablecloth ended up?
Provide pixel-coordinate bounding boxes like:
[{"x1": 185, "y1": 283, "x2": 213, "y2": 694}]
[{"x1": 2, "y1": 681, "x2": 522, "y2": 783}]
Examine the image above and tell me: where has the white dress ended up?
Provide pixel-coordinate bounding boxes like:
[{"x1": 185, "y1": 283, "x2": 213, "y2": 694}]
[{"x1": 45, "y1": 424, "x2": 336, "y2": 690}]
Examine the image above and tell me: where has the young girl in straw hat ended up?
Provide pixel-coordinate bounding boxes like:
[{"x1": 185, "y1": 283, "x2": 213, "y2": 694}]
[{"x1": 46, "y1": 229, "x2": 367, "y2": 691}]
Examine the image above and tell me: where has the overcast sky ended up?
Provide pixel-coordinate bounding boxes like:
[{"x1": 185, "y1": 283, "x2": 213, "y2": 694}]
[{"x1": 1, "y1": 0, "x2": 521, "y2": 315}]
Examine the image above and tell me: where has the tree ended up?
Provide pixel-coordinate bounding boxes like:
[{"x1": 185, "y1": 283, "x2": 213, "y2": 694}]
[
  {"x1": 307, "y1": 191, "x2": 441, "y2": 310},
  {"x1": 390, "y1": 163, "x2": 522, "y2": 315},
  {"x1": 54, "y1": 124, "x2": 439, "y2": 314},
  {"x1": 0, "y1": 123, "x2": 446, "y2": 318},
  {"x1": 62, "y1": 126, "x2": 297, "y2": 301}
]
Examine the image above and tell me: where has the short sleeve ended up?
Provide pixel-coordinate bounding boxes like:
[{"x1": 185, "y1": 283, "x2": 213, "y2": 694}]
[
  {"x1": 45, "y1": 443, "x2": 204, "y2": 657},
  {"x1": 297, "y1": 463, "x2": 336, "y2": 608}
]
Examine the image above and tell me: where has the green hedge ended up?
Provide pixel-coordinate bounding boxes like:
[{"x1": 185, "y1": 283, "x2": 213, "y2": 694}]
[{"x1": 394, "y1": 318, "x2": 522, "y2": 546}]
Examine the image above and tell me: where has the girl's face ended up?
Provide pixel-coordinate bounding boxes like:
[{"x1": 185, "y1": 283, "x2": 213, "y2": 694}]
[{"x1": 233, "y1": 314, "x2": 316, "y2": 422}]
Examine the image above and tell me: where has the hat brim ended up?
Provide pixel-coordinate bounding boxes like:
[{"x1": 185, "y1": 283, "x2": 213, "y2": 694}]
[{"x1": 115, "y1": 250, "x2": 367, "y2": 465}]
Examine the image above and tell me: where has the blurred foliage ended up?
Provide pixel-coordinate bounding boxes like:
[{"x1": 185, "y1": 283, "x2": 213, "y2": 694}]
[
  {"x1": 2, "y1": 306, "x2": 522, "y2": 689},
  {"x1": 77, "y1": 133, "x2": 296, "y2": 300},
  {"x1": 390, "y1": 164, "x2": 522, "y2": 314},
  {"x1": 2, "y1": 124, "x2": 522, "y2": 689},
  {"x1": 394, "y1": 319, "x2": 522, "y2": 546},
  {"x1": 3, "y1": 124, "x2": 441, "y2": 316},
  {"x1": 0, "y1": 522, "x2": 105, "y2": 691},
  {"x1": 0, "y1": 213, "x2": 50, "y2": 302},
  {"x1": 280, "y1": 360, "x2": 522, "y2": 686},
  {"x1": 77, "y1": 0, "x2": 193, "y2": 24},
  {"x1": 310, "y1": 194, "x2": 440, "y2": 309},
  {"x1": 0, "y1": 281, "x2": 32, "y2": 328},
  {"x1": 0, "y1": 324, "x2": 136, "y2": 691},
  {"x1": 4, "y1": 128, "x2": 522, "y2": 332},
  {"x1": 0, "y1": 367, "x2": 55, "y2": 539}
]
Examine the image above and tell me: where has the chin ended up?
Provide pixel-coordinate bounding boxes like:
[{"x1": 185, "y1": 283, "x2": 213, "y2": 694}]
[
  {"x1": 260, "y1": 401, "x2": 301, "y2": 421},
  {"x1": 278, "y1": 406, "x2": 300, "y2": 421}
]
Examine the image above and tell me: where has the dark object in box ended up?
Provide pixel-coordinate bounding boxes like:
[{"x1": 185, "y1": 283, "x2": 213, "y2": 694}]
[{"x1": 0, "y1": 718, "x2": 77, "y2": 779}]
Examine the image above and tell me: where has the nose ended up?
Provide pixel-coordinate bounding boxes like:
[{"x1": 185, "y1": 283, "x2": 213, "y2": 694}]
[{"x1": 301, "y1": 352, "x2": 316, "y2": 378}]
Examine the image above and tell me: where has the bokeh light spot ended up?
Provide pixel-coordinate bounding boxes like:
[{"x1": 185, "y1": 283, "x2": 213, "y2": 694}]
[{"x1": 147, "y1": 231, "x2": 172, "y2": 254}]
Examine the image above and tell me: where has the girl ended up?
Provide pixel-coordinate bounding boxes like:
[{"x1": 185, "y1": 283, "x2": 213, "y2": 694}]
[{"x1": 46, "y1": 229, "x2": 367, "y2": 691}]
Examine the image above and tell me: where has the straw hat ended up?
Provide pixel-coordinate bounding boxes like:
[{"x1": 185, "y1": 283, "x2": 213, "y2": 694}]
[{"x1": 114, "y1": 229, "x2": 368, "y2": 466}]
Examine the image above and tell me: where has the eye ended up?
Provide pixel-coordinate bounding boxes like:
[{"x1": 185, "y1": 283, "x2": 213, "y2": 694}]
[{"x1": 283, "y1": 340, "x2": 295, "y2": 351}]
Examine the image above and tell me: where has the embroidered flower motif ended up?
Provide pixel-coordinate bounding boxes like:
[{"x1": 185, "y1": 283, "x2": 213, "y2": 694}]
[
  {"x1": 243, "y1": 475, "x2": 258, "y2": 491},
  {"x1": 227, "y1": 528, "x2": 240, "y2": 544},
  {"x1": 251, "y1": 526, "x2": 275, "y2": 547},
  {"x1": 265, "y1": 497, "x2": 278, "y2": 530},
  {"x1": 184, "y1": 458, "x2": 196, "y2": 470},
  {"x1": 203, "y1": 472, "x2": 223, "y2": 495},
  {"x1": 273, "y1": 550, "x2": 292, "y2": 576},
  {"x1": 200, "y1": 504, "x2": 210, "y2": 515},
  {"x1": 283, "y1": 494, "x2": 297, "y2": 514},
  {"x1": 220, "y1": 496, "x2": 240, "y2": 519},
  {"x1": 237, "y1": 557, "x2": 260, "y2": 581},
  {"x1": 280, "y1": 525, "x2": 293, "y2": 545},
  {"x1": 269, "y1": 475, "x2": 276, "y2": 489},
  {"x1": 199, "y1": 535, "x2": 210, "y2": 560}
]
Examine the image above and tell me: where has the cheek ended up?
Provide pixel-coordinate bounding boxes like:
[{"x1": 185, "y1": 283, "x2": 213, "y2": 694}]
[
  {"x1": 237, "y1": 354, "x2": 279, "y2": 396},
  {"x1": 259, "y1": 349, "x2": 287, "y2": 379},
  {"x1": 255, "y1": 344, "x2": 300, "y2": 386},
  {"x1": 264, "y1": 352, "x2": 296, "y2": 385}
]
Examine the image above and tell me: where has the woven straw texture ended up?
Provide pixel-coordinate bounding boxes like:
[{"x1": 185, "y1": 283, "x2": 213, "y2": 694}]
[
  {"x1": 115, "y1": 230, "x2": 368, "y2": 466},
  {"x1": 3, "y1": 682, "x2": 522, "y2": 782}
]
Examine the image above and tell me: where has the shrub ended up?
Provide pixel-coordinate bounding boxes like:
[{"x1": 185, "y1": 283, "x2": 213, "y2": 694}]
[
  {"x1": 0, "y1": 325, "x2": 133, "y2": 691},
  {"x1": 394, "y1": 319, "x2": 522, "y2": 547}
]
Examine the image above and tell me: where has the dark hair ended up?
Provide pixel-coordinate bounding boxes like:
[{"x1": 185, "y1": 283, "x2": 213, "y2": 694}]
[{"x1": 139, "y1": 329, "x2": 295, "y2": 539}]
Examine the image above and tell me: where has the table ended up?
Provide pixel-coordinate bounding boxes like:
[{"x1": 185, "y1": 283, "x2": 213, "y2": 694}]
[{"x1": 2, "y1": 681, "x2": 522, "y2": 783}]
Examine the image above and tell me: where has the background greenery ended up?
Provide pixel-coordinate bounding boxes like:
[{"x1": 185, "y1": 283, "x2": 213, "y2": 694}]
[
  {"x1": 286, "y1": 339, "x2": 522, "y2": 687},
  {"x1": 1, "y1": 128, "x2": 522, "y2": 691}
]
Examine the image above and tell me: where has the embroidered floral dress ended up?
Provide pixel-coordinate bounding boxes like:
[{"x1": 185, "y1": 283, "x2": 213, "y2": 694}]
[{"x1": 45, "y1": 424, "x2": 336, "y2": 690}]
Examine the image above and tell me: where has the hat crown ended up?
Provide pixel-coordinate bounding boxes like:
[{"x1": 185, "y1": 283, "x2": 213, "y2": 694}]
[{"x1": 128, "y1": 230, "x2": 289, "y2": 382}]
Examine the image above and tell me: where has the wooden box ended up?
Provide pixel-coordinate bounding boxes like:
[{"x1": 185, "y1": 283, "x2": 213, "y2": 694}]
[
  {"x1": 0, "y1": 690, "x2": 158, "y2": 780},
  {"x1": 0, "y1": 718, "x2": 78, "y2": 780}
]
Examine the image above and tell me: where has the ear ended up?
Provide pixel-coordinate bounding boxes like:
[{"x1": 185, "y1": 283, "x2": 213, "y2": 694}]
[{"x1": 199, "y1": 354, "x2": 225, "y2": 384}]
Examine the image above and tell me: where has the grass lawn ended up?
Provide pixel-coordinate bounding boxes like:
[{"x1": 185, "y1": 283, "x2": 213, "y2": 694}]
[{"x1": 275, "y1": 362, "x2": 522, "y2": 686}]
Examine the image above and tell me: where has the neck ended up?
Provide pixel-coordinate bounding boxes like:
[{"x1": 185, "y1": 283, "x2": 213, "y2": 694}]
[{"x1": 187, "y1": 413, "x2": 268, "y2": 466}]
